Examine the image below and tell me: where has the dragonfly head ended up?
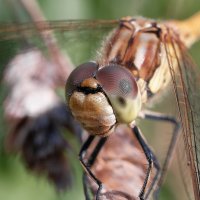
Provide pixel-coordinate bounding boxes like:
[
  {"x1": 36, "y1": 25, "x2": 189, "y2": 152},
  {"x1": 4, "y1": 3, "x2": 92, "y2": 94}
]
[{"x1": 65, "y1": 62, "x2": 141, "y2": 136}]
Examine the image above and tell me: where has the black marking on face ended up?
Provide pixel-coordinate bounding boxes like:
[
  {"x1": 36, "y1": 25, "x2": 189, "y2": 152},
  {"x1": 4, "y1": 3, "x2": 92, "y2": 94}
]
[{"x1": 77, "y1": 85, "x2": 103, "y2": 95}]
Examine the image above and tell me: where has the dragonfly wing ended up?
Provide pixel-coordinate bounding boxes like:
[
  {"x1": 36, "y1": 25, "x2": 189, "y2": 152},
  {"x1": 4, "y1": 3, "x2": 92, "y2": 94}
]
[
  {"x1": 0, "y1": 20, "x2": 118, "y2": 41},
  {"x1": 0, "y1": 20, "x2": 118, "y2": 71},
  {"x1": 164, "y1": 30, "x2": 200, "y2": 200}
]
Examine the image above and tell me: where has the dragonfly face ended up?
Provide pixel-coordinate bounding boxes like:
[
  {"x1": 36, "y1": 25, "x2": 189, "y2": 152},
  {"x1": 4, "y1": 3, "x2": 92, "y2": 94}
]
[{"x1": 66, "y1": 61, "x2": 141, "y2": 136}]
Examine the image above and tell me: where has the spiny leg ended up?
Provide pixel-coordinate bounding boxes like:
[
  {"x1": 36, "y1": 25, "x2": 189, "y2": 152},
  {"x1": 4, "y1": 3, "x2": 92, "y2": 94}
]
[
  {"x1": 83, "y1": 137, "x2": 108, "y2": 200},
  {"x1": 132, "y1": 125, "x2": 160, "y2": 200},
  {"x1": 87, "y1": 137, "x2": 108, "y2": 167},
  {"x1": 83, "y1": 173, "x2": 91, "y2": 200},
  {"x1": 79, "y1": 136, "x2": 108, "y2": 200},
  {"x1": 139, "y1": 110, "x2": 180, "y2": 199}
]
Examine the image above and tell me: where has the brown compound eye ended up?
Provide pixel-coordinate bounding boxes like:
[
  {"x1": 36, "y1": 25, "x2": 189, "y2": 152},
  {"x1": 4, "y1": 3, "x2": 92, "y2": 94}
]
[
  {"x1": 96, "y1": 64, "x2": 138, "y2": 98},
  {"x1": 65, "y1": 62, "x2": 98, "y2": 102},
  {"x1": 96, "y1": 64, "x2": 141, "y2": 123}
]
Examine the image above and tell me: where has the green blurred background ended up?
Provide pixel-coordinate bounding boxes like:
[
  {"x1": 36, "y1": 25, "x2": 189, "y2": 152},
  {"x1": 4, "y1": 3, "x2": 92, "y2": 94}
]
[{"x1": 0, "y1": 0, "x2": 200, "y2": 200}]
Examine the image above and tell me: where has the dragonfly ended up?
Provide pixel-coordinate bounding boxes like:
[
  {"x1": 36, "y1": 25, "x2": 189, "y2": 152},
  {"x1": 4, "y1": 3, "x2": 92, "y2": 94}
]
[
  {"x1": 64, "y1": 12, "x2": 200, "y2": 200},
  {"x1": 1, "y1": 1, "x2": 200, "y2": 200}
]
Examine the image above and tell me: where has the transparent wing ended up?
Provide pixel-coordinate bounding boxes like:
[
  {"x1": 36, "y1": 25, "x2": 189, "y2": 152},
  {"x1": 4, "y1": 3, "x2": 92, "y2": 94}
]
[
  {"x1": 0, "y1": 20, "x2": 118, "y2": 70},
  {"x1": 0, "y1": 20, "x2": 118, "y2": 40},
  {"x1": 164, "y1": 30, "x2": 200, "y2": 200}
]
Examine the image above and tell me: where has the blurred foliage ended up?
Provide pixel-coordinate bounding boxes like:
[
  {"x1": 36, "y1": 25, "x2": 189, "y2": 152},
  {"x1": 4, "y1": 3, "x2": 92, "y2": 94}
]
[{"x1": 0, "y1": 0, "x2": 200, "y2": 200}]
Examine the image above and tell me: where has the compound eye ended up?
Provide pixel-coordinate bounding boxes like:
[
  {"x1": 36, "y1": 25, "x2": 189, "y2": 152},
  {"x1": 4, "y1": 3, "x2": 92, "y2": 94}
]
[
  {"x1": 65, "y1": 62, "x2": 98, "y2": 101},
  {"x1": 96, "y1": 64, "x2": 138, "y2": 98},
  {"x1": 96, "y1": 65, "x2": 141, "y2": 123}
]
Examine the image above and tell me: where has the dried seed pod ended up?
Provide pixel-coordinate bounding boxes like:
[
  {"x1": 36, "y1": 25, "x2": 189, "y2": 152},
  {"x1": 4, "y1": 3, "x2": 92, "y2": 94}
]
[{"x1": 3, "y1": 49, "x2": 82, "y2": 190}]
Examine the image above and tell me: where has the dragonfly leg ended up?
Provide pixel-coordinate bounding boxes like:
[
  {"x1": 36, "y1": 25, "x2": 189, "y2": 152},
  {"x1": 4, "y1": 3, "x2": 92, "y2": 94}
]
[
  {"x1": 139, "y1": 110, "x2": 180, "y2": 199},
  {"x1": 132, "y1": 126, "x2": 159, "y2": 200},
  {"x1": 83, "y1": 173, "x2": 91, "y2": 200},
  {"x1": 79, "y1": 136, "x2": 108, "y2": 200}
]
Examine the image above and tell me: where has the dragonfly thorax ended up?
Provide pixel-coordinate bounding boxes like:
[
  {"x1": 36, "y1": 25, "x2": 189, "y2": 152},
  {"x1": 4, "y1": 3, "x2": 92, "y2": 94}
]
[{"x1": 98, "y1": 18, "x2": 175, "y2": 103}]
